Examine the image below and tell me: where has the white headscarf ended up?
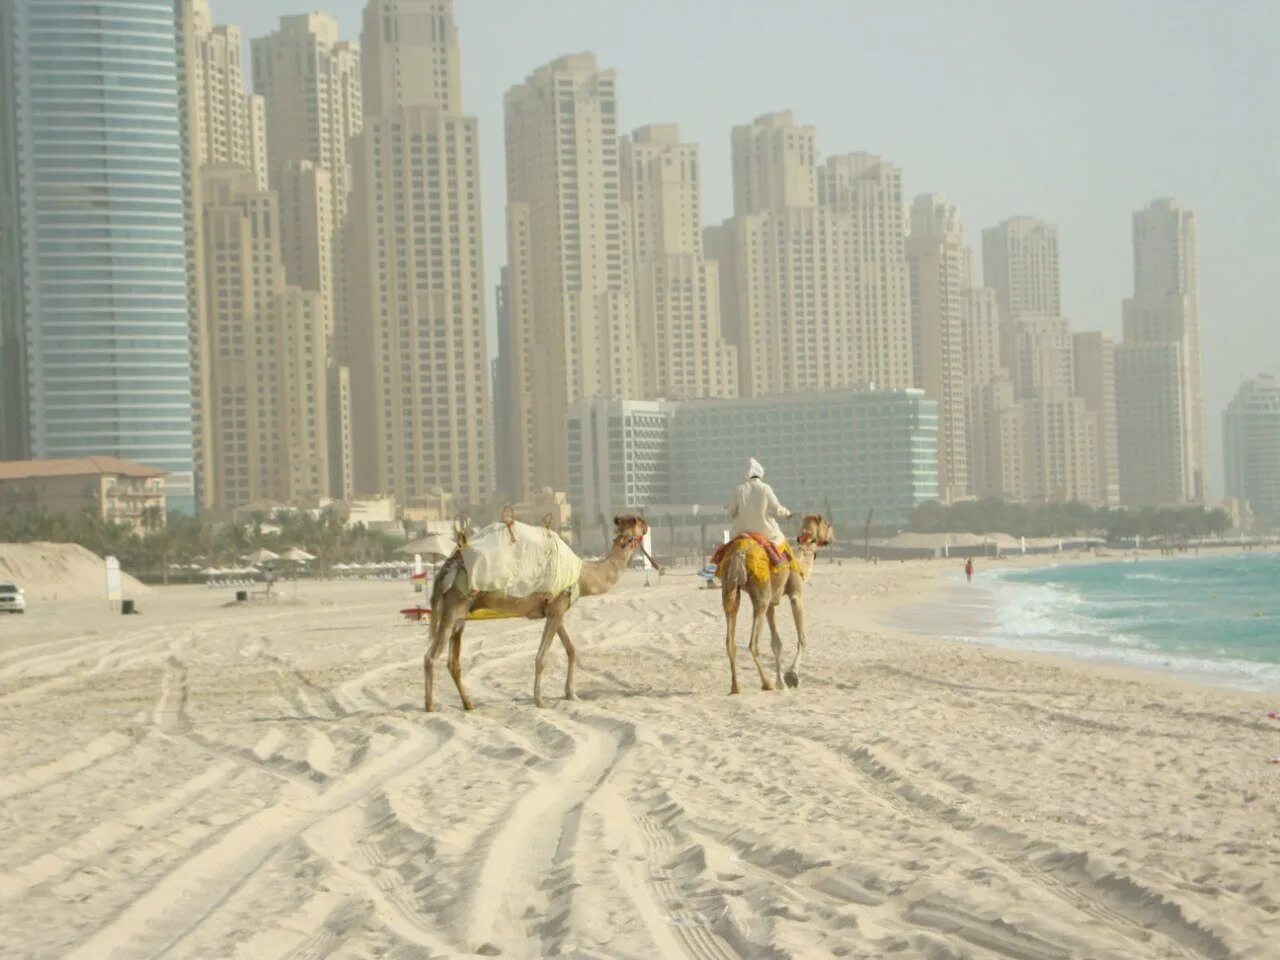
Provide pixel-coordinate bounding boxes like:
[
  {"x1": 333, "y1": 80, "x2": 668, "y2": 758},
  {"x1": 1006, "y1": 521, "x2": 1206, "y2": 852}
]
[{"x1": 747, "y1": 458, "x2": 764, "y2": 480}]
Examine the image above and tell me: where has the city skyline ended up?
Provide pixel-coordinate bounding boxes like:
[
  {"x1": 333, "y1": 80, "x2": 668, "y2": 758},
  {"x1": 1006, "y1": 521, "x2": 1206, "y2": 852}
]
[
  {"x1": 210, "y1": 0, "x2": 1280, "y2": 498},
  {"x1": 0, "y1": 0, "x2": 1270, "y2": 521}
]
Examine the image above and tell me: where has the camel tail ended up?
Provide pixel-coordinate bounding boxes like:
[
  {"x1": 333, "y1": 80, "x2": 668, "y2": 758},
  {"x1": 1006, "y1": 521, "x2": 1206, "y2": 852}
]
[{"x1": 723, "y1": 551, "x2": 748, "y2": 592}]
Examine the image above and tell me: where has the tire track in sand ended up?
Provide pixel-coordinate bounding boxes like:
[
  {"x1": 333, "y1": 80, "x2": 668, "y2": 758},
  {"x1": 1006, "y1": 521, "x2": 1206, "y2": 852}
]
[
  {"x1": 58, "y1": 675, "x2": 455, "y2": 960},
  {"x1": 775, "y1": 721, "x2": 1229, "y2": 960}
]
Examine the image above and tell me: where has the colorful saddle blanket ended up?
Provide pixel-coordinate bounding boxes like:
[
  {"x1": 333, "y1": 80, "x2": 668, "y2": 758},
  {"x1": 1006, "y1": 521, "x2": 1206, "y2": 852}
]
[{"x1": 710, "y1": 534, "x2": 799, "y2": 585}]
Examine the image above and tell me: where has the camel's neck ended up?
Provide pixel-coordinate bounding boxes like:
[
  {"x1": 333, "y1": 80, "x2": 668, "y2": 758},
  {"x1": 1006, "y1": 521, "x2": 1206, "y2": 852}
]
[
  {"x1": 797, "y1": 542, "x2": 818, "y2": 581},
  {"x1": 578, "y1": 541, "x2": 635, "y2": 596}
]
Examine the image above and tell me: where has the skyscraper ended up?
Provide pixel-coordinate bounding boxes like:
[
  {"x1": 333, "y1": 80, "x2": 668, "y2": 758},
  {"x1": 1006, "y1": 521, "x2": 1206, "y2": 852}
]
[
  {"x1": 1072, "y1": 331, "x2": 1121, "y2": 505},
  {"x1": 500, "y1": 53, "x2": 634, "y2": 496},
  {"x1": 1115, "y1": 342, "x2": 1189, "y2": 507},
  {"x1": 252, "y1": 13, "x2": 361, "y2": 497},
  {"x1": 623, "y1": 124, "x2": 736, "y2": 401},
  {"x1": 190, "y1": 4, "x2": 267, "y2": 188},
  {"x1": 710, "y1": 113, "x2": 912, "y2": 400},
  {"x1": 0, "y1": 0, "x2": 196, "y2": 511},
  {"x1": 976, "y1": 215, "x2": 1102, "y2": 504},
  {"x1": 250, "y1": 12, "x2": 361, "y2": 312},
  {"x1": 347, "y1": 0, "x2": 490, "y2": 506},
  {"x1": 818, "y1": 152, "x2": 913, "y2": 390},
  {"x1": 200, "y1": 166, "x2": 328, "y2": 508},
  {"x1": 959, "y1": 285, "x2": 1033, "y2": 501},
  {"x1": 982, "y1": 217, "x2": 1061, "y2": 320},
  {"x1": 907, "y1": 195, "x2": 968, "y2": 501},
  {"x1": 1118, "y1": 199, "x2": 1205, "y2": 503},
  {"x1": 251, "y1": 13, "x2": 361, "y2": 200},
  {"x1": 730, "y1": 112, "x2": 816, "y2": 216},
  {"x1": 1223, "y1": 374, "x2": 1280, "y2": 531}
]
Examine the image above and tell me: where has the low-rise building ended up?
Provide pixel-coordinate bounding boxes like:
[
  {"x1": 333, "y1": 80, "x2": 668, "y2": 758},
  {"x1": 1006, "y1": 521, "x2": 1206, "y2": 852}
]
[
  {"x1": 567, "y1": 389, "x2": 938, "y2": 538},
  {"x1": 0, "y1": 457, "x2": 167, "y2": 531}
]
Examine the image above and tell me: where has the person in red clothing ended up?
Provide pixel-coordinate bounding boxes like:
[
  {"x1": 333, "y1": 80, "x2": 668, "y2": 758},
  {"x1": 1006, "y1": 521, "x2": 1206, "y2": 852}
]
[{"x1": 964, "y1": 558, "x2": 975, "y2": 582}]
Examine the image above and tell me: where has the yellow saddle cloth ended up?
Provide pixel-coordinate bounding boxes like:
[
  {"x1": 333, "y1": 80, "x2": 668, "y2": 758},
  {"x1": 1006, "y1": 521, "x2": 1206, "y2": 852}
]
[{"x1": 713, "y1": 535, "x2": 800, "y2": 586}]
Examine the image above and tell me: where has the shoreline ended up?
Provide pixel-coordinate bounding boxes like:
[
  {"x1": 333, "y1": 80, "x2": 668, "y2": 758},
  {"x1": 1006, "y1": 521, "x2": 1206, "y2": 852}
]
[{"x1": 866, "y1": 544, "x2": 1280, "y2": 695}]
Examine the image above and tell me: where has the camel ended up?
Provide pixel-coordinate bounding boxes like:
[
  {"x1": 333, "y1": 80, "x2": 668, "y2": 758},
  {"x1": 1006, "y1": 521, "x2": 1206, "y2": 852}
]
[
  {"x1": 425, "y1": 514, "x2": 649, "y2": 711},
  {"x1": 719, "y1": 514, "x2": 834, "y2": 695}
]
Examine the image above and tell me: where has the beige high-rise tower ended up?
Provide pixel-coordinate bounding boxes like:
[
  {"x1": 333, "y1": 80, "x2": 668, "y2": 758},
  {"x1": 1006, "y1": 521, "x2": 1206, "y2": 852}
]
[
  {"x1": 623, "y1": 124, "x2": 736, "y2": 401},
  {"x1": 1118, "y1": 199, "x2": 1205, "y2": 504},
  {"x1": 200, "y1": 166, "x2": 328, "y2": 509},
  {"x1": 731, "y1": 112, "x2": 816, "y2": 216},
  {"x1": 175, "y1": 0, "x2": 213, "y2": 508},
  {"x1": 978, "y1": 215, "x2": 1103, "y2": 503},
  {"x1": 500, "y1": 53, "x2": 635, "y2": 496},
  {"x1": 191, "y1": 8, "x2": 267, "y2": 188},
  {"x1": 251, "y1": 13, "x2": 361, "y2": 200},
  {"x1": 962, "y1": 286, "x2": 1023, "y2": 499},
  {"x1": 907, "y1": 194, "x2": 968, "y2": 501},
  {"x1": 818, "y1": 152, "x2": 913, "y2": 390},
  {"x1": 347, "y1": 0, "x2": 490, "y2": 506},
  {"x1": 710, "y1": 113, "x2": 912, "y2": 399},
  {"x1": 252, "y1": 12, "x2": 362, "y2": 497},
  {"x1": 983, "y1": 217, "x2": 1061, "y2": 320},
  {"x1": 251, "y1": 9, "x2": 357, "y2": 347},
  {"x1": 1073, "y1": 331, "x2": 1121, "y2": 505}
]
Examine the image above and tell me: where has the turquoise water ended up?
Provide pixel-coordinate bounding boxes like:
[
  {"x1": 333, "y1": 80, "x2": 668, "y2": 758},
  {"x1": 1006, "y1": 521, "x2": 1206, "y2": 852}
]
[{"x1": 987, "y1": 553, "x2": 1280, "y2": 690}]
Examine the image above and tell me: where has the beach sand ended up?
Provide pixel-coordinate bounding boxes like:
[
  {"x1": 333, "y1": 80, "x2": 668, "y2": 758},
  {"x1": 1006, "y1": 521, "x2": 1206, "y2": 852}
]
[{"x1": 0, "y1": 557, "x2": 1276, "y2": 959}]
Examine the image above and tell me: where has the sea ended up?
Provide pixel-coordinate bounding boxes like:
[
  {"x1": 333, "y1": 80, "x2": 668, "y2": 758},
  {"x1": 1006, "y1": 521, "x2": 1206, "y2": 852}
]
[{"x1": 964, "y1": 553, "x2": 1280, "y2": 691}]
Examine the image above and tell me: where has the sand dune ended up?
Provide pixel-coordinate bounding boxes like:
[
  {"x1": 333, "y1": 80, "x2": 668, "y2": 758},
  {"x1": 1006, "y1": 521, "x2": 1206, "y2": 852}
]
[
  {"x1": 0, "y1": 563, "x2": 1275, "y2": 959},
  {"x1": 0, "y1": 542, "x2": 148, "y2": 602}
]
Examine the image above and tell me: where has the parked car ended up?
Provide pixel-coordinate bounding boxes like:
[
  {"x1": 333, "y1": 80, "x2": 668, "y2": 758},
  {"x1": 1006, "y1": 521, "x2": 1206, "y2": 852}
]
[{"x1": 0, "y1": 581, "x2": 25, "y2": 614}]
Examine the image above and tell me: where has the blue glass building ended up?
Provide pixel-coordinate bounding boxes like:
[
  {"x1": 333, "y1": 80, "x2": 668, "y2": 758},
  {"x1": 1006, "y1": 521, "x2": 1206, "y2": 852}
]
[{"x1": 0, "y1": 0, "x2": 195, "y2": 512}]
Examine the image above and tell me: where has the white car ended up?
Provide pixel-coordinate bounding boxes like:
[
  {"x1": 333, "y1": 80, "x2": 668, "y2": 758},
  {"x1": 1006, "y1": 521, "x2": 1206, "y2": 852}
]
[{"x1": 0, "y1": 581, "x2": 25, "y2": 614}]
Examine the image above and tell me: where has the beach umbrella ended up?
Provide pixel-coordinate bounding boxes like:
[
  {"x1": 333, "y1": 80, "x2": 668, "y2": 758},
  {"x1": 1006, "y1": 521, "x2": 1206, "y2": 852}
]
[
  {"x1": 242, "y1": 548, "x2": 279, "y2": 565},
  {"x1": 332, "y1": 562, "x2": 351, "y2": 571},
  {"x1": 279, "y1": 547, "x2": 315, "y2": 562},
  {"x1": 199, "y1": 566, "x2": 222, "y2": 577},
  {"x1": 395, "y1": 533, "x2": 456, "y2": 559}
]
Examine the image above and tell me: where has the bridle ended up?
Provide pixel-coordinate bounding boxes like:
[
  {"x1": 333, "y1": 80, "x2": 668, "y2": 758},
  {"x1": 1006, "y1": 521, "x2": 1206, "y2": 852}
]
[
  {"x1": 616, "y1": 532, "x2": 660, "y2": 571},
  {"x1": 797, "y1": 532, "x2": 831, "y2": 548}
]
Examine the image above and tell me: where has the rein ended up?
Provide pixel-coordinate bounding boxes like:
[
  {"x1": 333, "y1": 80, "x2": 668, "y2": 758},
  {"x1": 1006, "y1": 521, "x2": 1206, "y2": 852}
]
[{"x1": 617, "y1": 534, "x2": 660, "y2": 571}]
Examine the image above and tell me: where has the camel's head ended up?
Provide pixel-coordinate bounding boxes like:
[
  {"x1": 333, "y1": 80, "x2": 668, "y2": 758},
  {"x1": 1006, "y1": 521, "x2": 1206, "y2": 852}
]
[
  {"x1": 612, "y1": 514, "x2": 648, "y2": 548},
  {"x1": 797, "y1": 514, "x2": 835, "y2": 548}
]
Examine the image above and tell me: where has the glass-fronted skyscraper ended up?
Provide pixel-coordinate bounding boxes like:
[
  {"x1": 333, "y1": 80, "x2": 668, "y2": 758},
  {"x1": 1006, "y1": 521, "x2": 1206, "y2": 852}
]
[{"x1": 0, "y1": 0, "x2": 195, "y2": 512}]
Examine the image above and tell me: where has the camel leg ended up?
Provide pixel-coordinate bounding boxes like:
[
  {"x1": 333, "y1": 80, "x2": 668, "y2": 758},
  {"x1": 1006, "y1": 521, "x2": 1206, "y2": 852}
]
[
  {"x1": 533, "y1": 613, "x2": 561, "y2": 708},
  {"x1": 723, "y1": 587, "x2": 741, "y2": 695},
  {"x1": 785, "y1": 589, "x2": 807, "y2": 689},
  {"x1": 447, "y1": 621, "x2": 473, "y2": 711},
  {"x1": 747, "y1": 597, "x2": 773, "y2": 691},
  {"x1": 557, "y1": 626, "x2": 579, "y2": 701},
  {"x1": 766, "y1": 601, "x2": 784, "y2": 691},
  {"x1": 425, "y1": 594, "x2": 464, "y2": 712}
]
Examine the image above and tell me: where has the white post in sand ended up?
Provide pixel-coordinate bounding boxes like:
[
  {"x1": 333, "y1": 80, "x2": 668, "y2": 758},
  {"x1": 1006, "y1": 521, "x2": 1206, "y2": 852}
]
[
  {"x1": 641, "y1": 529, "x2": 653, "y2": 587},
  {"x1": 104, "y1": 555, "x2": 121, "y2": 612}
]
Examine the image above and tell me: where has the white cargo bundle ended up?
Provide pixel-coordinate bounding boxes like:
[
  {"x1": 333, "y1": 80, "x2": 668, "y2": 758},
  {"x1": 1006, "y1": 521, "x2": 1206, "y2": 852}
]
[{"x1": 452, "y1": 520, "x2": 583, "y2": 600}]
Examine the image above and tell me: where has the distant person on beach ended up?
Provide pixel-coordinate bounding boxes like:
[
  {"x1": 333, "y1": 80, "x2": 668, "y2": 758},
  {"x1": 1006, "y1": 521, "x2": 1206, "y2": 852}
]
[
  {"x1": 964, "y1": 558, "x2": 975, "y2": 582},
  {"x1": 262, "y1": 566, "x2": 275, "y2": 598},
  {"x1": 728, "y1": 458, "x2": 791, "y2": 546}
]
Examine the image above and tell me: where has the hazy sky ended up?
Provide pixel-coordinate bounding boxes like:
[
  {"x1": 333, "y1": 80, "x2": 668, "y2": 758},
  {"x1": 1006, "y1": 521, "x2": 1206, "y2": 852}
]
[{"x1": 219, "y1": 0, "x2": 1280, "y2": 496}]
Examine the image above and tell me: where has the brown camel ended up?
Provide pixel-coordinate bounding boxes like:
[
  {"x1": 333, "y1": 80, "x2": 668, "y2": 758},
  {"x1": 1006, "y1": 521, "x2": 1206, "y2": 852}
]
[
  {"x1": 719, "y1": 514, "x2": 834, "y2": 695},
  {"x1": 425, "y1": 515, "x2": 649, "y2": 711}
]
